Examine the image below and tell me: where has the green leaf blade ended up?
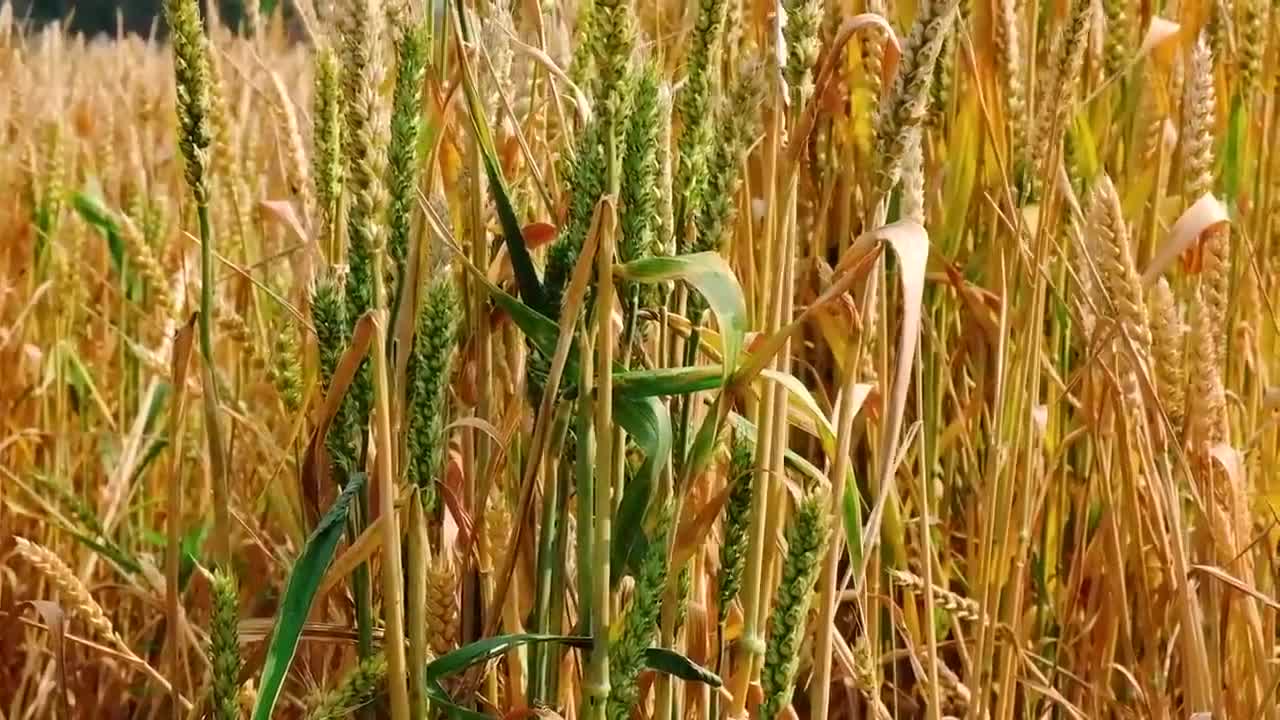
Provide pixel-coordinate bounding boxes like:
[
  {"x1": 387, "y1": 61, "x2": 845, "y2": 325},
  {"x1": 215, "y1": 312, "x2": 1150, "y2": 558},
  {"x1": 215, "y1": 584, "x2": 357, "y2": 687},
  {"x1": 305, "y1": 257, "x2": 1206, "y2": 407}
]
[
  {"x1": 617, "y1": 253, "x2": 749, "y2": 376},
  {"x1": 251, "y1": 473, "x2": 366, "y2": 720}
]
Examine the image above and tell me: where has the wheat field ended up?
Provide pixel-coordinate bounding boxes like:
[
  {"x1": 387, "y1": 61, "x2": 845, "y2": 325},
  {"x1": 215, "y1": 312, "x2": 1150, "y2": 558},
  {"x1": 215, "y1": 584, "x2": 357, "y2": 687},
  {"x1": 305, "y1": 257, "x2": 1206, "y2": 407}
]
[{"x1": 0, "y1": 0, "x2": 1278, "y2": 717}]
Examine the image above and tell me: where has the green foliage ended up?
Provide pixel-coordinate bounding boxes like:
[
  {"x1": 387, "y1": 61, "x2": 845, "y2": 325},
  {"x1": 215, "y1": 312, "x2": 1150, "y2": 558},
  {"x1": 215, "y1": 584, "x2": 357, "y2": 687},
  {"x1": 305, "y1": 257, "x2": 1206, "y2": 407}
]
[{"x1": 252, "y1": 474, "x2": 366, "y2": 720}]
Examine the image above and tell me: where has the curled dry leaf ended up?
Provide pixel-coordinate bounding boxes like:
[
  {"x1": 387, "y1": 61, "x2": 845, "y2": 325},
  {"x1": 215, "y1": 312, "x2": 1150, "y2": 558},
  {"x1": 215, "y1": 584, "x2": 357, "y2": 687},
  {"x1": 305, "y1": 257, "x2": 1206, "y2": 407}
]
[
  {"x1": 258, "y1": 198, "x2": 316, "y2": 287},
  {"x1": 850, "y1": 220, "x2": 930, "y2": 592},
  {"x1": 1141, "y1": 193, "x2": 1229, "y2": 285},
  {"x1": 1264, "y1": 387, "x2": 1280, "y2": 412},
  {"x1": 486, "y1": 222, "x2": 559, "y2": 285},
  {"x1": 17, "y1": 600, "x2": 69, "y2": 720},
  {"x1": 1207, "y1": 443, "x2": 1244, "y2": 488},
  {"x1": 1139, "y1": 17, "x2": 1181, "y2": 61}
]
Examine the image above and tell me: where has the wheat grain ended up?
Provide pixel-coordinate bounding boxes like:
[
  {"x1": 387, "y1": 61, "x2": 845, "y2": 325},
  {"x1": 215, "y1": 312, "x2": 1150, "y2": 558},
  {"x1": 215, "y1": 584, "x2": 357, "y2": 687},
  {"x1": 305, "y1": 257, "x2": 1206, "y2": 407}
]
[
  {"x1": 268, "y1": 70, "x2": 311, "y2": 214},
  {"x1": 1180, "y1": 34, "x2": 1217, "y2": 202},
  {"x1": 14, "y1": 536, "x2": 119, "y2": 643},
  {"x1": 425, "y1": 551, "x2": 460, "y2": 656},
  {"x1": 888, "y1": 568, "x2": 983, "y2": 623},
  {"x1": 874, "y1": 0, "x2": 959, "y2": 208},
  {"x1": 1149, "y1": 277, "x2": 1187, "y2": 436},
  {"x1": 1087, "y1": 174, "x2": 1152, "y2": 408}
]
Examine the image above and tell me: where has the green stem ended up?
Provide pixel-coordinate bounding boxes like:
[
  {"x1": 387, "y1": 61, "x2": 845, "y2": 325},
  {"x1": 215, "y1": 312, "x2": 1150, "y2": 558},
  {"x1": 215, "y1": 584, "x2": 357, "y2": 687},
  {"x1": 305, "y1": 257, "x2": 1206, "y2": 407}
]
[
  {"x1": 196, "y1": 204, "x2": 230, "y2": 566},
  {"x1": 530, "y1": 405, "x2": 573, "y2": 703},
  {"x1": 351, "y1": 497, "x2": 374, "y2": 658},
  {"x1": 546, "y1": 447, "x2": 573, "y2": 705},
  {"x1": 407, "y1": 494, "x2": 432, "y2": 719},
  {"x1": 586, "y1": 207, "x2": 616, "y2": 720},
  {"x1": 576, "y1": 364, "x2": 597, "y2": 639}
]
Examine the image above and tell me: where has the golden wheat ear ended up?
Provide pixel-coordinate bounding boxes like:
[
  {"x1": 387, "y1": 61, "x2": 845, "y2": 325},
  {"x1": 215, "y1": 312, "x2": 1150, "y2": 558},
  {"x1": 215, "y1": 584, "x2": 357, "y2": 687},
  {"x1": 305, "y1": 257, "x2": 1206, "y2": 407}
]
[{"x1": 14, "y1": 536, "x2": 119, "y2": 643}]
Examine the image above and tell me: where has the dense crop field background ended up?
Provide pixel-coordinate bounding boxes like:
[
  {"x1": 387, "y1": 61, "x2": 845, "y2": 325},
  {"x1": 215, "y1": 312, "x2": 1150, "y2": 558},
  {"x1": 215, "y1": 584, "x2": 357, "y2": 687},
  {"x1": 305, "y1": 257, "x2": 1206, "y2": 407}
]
[{"x1": 1, "y1": 0, "x2": 1278, "y2": 717}]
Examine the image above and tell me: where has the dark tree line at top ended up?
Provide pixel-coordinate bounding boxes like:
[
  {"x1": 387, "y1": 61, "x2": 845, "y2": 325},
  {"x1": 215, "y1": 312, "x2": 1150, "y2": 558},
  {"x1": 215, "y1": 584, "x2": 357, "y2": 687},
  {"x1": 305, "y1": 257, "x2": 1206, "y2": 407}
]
[{"x1": 13, "y1": 0, "x2": 274, "y2": 37}]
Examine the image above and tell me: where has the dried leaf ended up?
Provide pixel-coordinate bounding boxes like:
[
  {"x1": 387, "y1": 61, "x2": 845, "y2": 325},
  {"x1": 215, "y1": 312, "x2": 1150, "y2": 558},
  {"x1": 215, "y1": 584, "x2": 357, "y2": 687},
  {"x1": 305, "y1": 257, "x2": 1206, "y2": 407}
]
[
  {"x1": 1141, "y1": 193, "x2": 1228, "y2": 285},
  {"x1": 17, "y1": 600, "x2": 69, "y2": 719},
  {"x1": 1139, "y1": 17, "x2": 1182, "y2": 58},
  {"x1": 851, "y1": 220, "x2": 930, "y2": 591}
]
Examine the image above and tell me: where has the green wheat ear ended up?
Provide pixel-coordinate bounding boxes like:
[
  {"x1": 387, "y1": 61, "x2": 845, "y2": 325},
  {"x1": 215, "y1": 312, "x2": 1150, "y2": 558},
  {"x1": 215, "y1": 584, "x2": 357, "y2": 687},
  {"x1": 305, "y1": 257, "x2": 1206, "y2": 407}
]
[
  {"x1": 406, "y1": 274, "x2": 461, "y2": 509},
  {"x1": 782, "y1": 0, "x2": 822, "y2": 109},
  {"x1": 759, "y1": 487, "x2": 830, "y2": 720},
  {"x1": 312, "y1": 271, "x2": 357, "y2": 478},
  {"x1": 673, "y1": 563, "x2": 692, "y2": 636},
  {"x1": 545, "y1": 114, "x2": 605, "y2": 315},
  {"x1": 620, "y1": 59, "x2": 661, "y2": 266},
  {"x1": 1101, "y1": 0, "x2": 1131, "y2": 80},
  {"x1": 338, "y1": 0, "x2": 387, "y2": 432},
  {"x1": 209, "y1": 568, "x2": 243, "y2": 720},
  {"x1": 306, "y1": 653, "x2": 388, "y2": 720},
  {"x1": 695, "y1": 60, "x2": 764, "y2": 256},
  {"x1": 271, "y1": 323, "x2": 304, "y2": 412},
  {"x1": 717, "y1": 434, "x2": 755, "y2": 624},
  {"x1": 605, "y1": 502, "x2": 674, "y2": 720},
  {"x1": 163, "y1": 0, "x2": 214, "y2": 208},
  {"x1": 313, "y1": 46, "x2": 344, "y2": 253},
  {"x1": 620, "y1": 60, "x2": 663, "y2": 312},
  {"x1": 386, "y1": 13, "x2": 427, "y2": 284},
  {"x1": 674, "y1": 0, "x2": 730, "y2": 253},
  {"x1": 569, "y1": 0, "x2": 597, "y2": 86}
]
